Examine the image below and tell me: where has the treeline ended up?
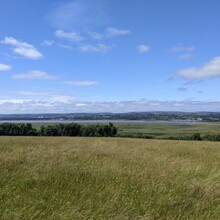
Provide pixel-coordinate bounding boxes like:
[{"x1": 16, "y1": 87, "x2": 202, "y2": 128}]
[
  {"x1": 163, "y1": 133, "x2": 220, "y2": 141},
  {"x1": 118, "y1": 132, "x2": 220, "y2": 141},
  {"x1": 0, "y1": 123, "x2": 37, "y2": 136},
  {"x1": 2, "y1": 123, "x2": 220, "y2": 141},
  {"x1": 0, "y1": 123, "x2": 117, "y2": 137}
]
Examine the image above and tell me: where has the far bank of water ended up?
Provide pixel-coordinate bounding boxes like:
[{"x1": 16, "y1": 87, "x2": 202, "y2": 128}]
[{"x1": 0, "y1": 119, "x2": 207, "y2": 125}]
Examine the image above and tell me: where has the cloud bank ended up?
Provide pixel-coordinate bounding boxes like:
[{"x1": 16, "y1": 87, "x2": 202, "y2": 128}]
[{"x1": 0, "y1": 99, "x2": 220, "y2": 114}]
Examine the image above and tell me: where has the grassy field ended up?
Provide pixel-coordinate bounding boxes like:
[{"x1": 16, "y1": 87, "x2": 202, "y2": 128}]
[
  {"x1": 1, "y1": 137, "x2": 220, "y2": 219},
  {"x1": 32, "y1": 122, "x2": 220, "y2": 138},
  {"x1": 116, "y1": 122, "x2": 220, "y2": 138}
]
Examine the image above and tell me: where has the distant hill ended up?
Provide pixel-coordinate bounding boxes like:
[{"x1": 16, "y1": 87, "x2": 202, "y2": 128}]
[{"x1": 0, "y1": 112, "x2": 220, "y2": 122}]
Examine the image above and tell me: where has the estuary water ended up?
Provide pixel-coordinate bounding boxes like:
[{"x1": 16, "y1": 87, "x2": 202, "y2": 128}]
[{"x1": 0, "y1": 120, "x2": 205, "y2": 125}]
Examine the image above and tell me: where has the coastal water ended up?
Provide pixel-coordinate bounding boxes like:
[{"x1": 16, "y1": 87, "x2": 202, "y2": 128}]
[{"x1": 0, "y1": 119, "x2": 204, "y2": 125}]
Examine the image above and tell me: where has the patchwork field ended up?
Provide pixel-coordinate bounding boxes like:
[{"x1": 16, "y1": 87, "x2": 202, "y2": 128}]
[{"x1": 0, "y1": 137, "x2": 220, "y2": 219}]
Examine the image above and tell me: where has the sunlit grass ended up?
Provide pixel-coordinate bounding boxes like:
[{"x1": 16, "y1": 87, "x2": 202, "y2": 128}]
[{"x1": 0, "y1": 137, "x2": 220, "y2": 219}]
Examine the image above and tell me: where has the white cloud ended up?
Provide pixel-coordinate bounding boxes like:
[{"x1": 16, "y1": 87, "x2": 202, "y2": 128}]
[
  {"x1": 177, "y1": 56, "x2": 220, "y2": 79},
  {"x1": 17, "y1": 91, "x2": 48, "y2": 96},
  {"x1": 1, "y1": 37, "x2": 43, "y2": 59},
  {"x1": 17, "y1": 91, "x2": 77, "y2": 104},
  {"x1": 55, "y1": 30, "x2": 84, "y2": 42},
  {"x1": 89, "y1": 27, "x2": 131, "y2": 40},
  {"x1": 79, "y1": 44, "x2": 111, "y2": 53},
  {"x1": 0, "y1": 99, "x2": 27, "y2": 105},
  {"x1": 1, "y1": 99, "x2": 220, "y2": 113},
  {"x1": 76, "y1": 103, "x2": 87, "y2": 107},
  {"x1": 49, "y1": 95, "x2": 75, "y2": 103},
  {"x1": 12, "y1": 70, "x2": 58, "y2": 80},
  {"x1": 137, "y1": 44, "x2": 150, "y2": 53},
  {"x1": 60, "y1": 80, "x2": 98, "y2": 86},
  {"x1": 0, "y1": 63, "x2": 11, "y2": 71},
  {"x1": 169, "y1": 46, "x2": 195, "y2": 53},
  {"x1": 42, "y1": 40, "x2": 54, "y2": 46},
  {"x1": 105, "y1": 27, "x2": 131, "y2": 38}
]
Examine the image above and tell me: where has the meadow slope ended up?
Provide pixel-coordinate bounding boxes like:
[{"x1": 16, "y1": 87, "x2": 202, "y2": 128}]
[{"x1": 0, "y1": 137, "x2": 220, "y2": 219}]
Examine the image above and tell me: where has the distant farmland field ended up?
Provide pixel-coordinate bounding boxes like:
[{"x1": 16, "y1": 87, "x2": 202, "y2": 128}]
[
  {"x1": 116, "y1": 122, "x2": 220, "y2": 138},
  {"x1": 0, "y1": 137, "x2": 220, "y2": 219},
  {"x1": 32, "y1": 121, "x2": 220, "y2": 138}
]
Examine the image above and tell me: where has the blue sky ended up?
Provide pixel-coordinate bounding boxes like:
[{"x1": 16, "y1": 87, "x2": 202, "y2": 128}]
[{"x1": 1, "y1": 0, "x2": 220, "y2": 113}]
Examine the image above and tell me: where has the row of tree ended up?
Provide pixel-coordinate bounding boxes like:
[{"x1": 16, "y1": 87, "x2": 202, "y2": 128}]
[
  {"x1": 117, "y1": 132, "x2": 220, "y2": 141},
  {"x1": 2, "y1": 123, "x2": 220, "y2": 141},
  {"x1": 0, "y1": 123, "x2": 37, "y2": 136},
  {"x1": 165, "y1": 133, "x2": 220, "y2": 141},
  {"x1": 0, "y1": 123, "x2": 118, "y2": 137}
]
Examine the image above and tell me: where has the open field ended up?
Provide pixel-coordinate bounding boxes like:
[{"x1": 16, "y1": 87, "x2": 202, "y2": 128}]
[
  {"x1": 1, "y1": 137, "x2": 220, "y2": 219},
  {"x1": 31, "y1": 122, "x2": 220, "y2": 138},
  {"x1": 116, "y1": 122, "x2": 220, "y2": 138}
]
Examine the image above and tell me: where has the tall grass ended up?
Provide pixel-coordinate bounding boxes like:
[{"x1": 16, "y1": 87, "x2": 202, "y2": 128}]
[
  {"x1": 0, "y1": 137, "x2": 220, "y2": 219},
  {"x1": 116, "y1": 122, "x2": 220, "y2": 138}
]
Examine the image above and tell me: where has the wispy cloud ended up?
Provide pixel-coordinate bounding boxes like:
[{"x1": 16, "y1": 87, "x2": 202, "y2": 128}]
[
  {"x1": 183, "y1": 79, "x2": 204, "y2": 85},
  {"x1": 42, "y1": 40, "x2": 54, "y2": 46},
  {"x1": 12, "y1": 70, "x2": 58, "y2": 80},
  {"x1": 1, "y1": 37, "x2": 43, "y2": 59},
  {"x1": 58, "y1": 44, "x2": 74, "y2": 50},
  {"x1": 47, "y1": 0, "x2": 108, "y2": 30},
  {"x1": 105, "y1": 27, "x2": 131, "y2": 38},
  {"x1": 55, "y1": 30, "x2": 84, "y2": 42},
  {"x1": 88, "y1": 32, "x2": 103, "y2": 40},
  {"x1": 60, "y1": 80, "x2": 98, "y2": 86},
  {"x1": 177, "y1": 56, "x2": 220, "y2": 79},
  {"x1": 17, "y1": 91, "x2": 49, "y2": 96},
  {"x1": 89, "y1": 27, "x2": 131, "y2": 40},
  {"x1": 169, "y1": 45, "x2": 195, "y2": 60},
  {"x1": 17, "y1": 91, "x2": 76, "y2": 103},
  {"x1": 177, "y1": 87, "x2": 187, "y2": 92},
  {"x1": 79, "y1": 44, "x2": 111, "y2": 53},
  {"x1": 169, "y1": 46, "x2": 195, "y2": 53},
  {"x1": 137, "y1": 44, "x2": 150, "y2": 53},
  {"x1": 0, "y1": 63, "x2": 11, "y2": 71},
  {"x1": 179, "y1": 53, "x2": 194, "y2": 60}
]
